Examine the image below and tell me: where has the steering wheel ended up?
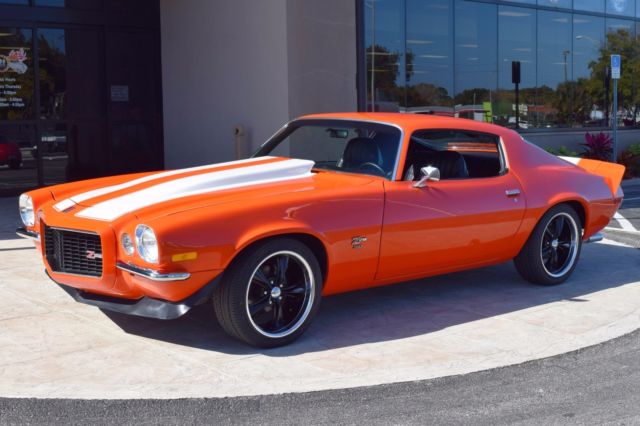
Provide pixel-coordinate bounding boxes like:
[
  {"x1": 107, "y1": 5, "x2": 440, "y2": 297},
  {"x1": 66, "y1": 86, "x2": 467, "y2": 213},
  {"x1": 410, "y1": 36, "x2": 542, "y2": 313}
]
[{"x1": 358, "y1": 162, "x2": 386, "y2": 176}]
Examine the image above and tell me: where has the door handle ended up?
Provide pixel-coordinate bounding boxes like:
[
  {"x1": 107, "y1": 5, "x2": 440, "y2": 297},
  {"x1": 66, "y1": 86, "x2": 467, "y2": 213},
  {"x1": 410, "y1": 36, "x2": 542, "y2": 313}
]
[{"x1": 505, "y1": 189, "x2": 521, "y2": 197}]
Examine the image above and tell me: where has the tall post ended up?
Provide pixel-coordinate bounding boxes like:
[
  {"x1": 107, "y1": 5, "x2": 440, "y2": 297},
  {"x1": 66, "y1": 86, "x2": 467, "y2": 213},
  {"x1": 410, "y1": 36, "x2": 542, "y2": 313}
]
[
  {"x1": 515, "y1": 83, "x2": 520, "y2": 129},
  {"x1": 610, "y1": 54, "x2": 621, "y2": 163},
  {"x1": 370, "y1": 1, "x2": 375, "y2": 112},
  {"x1": 512, "y1": 61, "x2": 521, "y2": 130},
  {"x1": 612, "y1": 78, "x2": 618, "y2": 162},
  {"x1": 604, "y1": 66, "x2": 610, "y2": 127}
]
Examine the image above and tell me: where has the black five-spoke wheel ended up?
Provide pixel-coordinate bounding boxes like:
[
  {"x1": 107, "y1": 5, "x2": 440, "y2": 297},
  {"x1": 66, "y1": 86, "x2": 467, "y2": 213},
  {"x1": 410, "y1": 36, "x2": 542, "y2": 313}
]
[
  {"x1": 515, "y1": 204, "x2": 582, "y2": 285},
  {"x1": 213, "y1": 239, "x2": 322, "y2": 348},
  {"x1": 246, "y1": 251, "x2": 314, "y2": 338},
  {"x1": 540, "y1": 213, "x2": 578, "y2": 278}
]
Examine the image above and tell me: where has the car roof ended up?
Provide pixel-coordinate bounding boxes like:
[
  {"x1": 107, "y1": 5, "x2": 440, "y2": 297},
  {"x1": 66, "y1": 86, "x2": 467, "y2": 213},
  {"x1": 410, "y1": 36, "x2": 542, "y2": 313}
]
[{"x1": 298, "y1": 112, "x2": 513, "y2": 136}]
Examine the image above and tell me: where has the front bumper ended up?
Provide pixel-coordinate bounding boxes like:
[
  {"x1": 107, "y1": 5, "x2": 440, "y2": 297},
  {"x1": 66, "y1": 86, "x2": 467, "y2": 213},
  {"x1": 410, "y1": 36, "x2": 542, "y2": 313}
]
[
  {"x1": 116, "y1": 261, "x2": 191, "y2": 282},
  {"x1": 48, "y1": 270, "x2": 221, "y2": 320},
  {"x1": 16, "y1": 227, "x2": 39, "y2": 242}
]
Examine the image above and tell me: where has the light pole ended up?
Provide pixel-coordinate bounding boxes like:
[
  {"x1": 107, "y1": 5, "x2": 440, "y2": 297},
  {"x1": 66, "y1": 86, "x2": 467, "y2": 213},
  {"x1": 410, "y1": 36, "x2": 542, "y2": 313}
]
[{"x1": 365, "y1": 1, "x2": 376, "y2": 112}]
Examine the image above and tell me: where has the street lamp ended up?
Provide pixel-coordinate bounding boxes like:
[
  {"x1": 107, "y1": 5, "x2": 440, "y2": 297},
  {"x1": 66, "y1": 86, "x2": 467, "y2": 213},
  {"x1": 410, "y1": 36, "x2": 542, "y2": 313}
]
[{"x1": 365, "y1": 0, "x2": 375, "y2": 112}]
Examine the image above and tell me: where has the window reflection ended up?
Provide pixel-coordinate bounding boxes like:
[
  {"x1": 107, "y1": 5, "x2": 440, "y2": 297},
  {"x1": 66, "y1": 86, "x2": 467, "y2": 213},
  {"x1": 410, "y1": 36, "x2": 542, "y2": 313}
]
[
  {"x1": 574, "y1": 0, "x2": 605, "y2": 12},
  {"x1": 364, "y1": 0, "x2": 405, "y2": 111},
  {"x1": 606, "y1": 0, "x2": 634, "y2": 16},
  {"x1": 538, "y1": 0, "x2": 571, "y2": 8},
  {"x1": 405, "y1": 0, "x2": 453, "y2": 113},
  {"x1": 0, "y1": 28, "x2": 34, "y2": 120},
  {"x1": 498, "y1": 6, "x2": 536, "y2": 128},
  {"x1": 454, "y1": 0, "x2": 497, "y2": 123},
  {"x1": 363, "y1": 0, "x2": 640, "y2": 130},
  {"x1": 535, "y1": 11, "x2": 572, "y2": 128},
  {"x1": 40, "y1": 123, "x2": 68, "y2": 185},
  {"x1": 0, "y1": 124, "x2": 37, "y2": 195},
  {"x1": 38, "y1": 28, "x2": 66, "y2": 120}
]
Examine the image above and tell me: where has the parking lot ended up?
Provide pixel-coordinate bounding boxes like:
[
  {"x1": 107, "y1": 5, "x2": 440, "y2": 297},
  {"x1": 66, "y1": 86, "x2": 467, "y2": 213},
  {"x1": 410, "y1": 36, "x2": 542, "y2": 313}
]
[
  {"x1": 606, "y1": 178, "x2": 640, "y2": 247},
  {"x1": 0, "y1": 194, "x2": 638, "y2": 401}
]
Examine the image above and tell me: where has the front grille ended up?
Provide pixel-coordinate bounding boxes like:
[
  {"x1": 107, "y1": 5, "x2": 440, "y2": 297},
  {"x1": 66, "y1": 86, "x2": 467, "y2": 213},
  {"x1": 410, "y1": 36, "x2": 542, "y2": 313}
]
[{"x1": 44, "y1": 225, "x2": 103, "y2": 277}]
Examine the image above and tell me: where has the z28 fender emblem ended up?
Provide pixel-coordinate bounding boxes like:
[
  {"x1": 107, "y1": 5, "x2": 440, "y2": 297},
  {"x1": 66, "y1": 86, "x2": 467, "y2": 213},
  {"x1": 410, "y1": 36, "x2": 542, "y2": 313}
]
[
  {"x1": 85, "y1": 250, "x2": 102, "y2": 260},
  {"x1": 351, "y1": 236, "x2": 368, "y2": 249}
]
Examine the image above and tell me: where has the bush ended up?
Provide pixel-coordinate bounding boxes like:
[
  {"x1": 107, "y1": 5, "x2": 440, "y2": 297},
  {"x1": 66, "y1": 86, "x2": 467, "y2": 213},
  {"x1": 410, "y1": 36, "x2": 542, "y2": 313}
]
[
  {"x1": 581, "y1": 132, "x2": 612, "y2": 161},
  {"x1": 617, "y1": 150, "x2": 638, "y2": 179},
  {"x1": 557, "y1": 146, "x2": 578, "y2": 157},
  {"x1": 545, "y1": 146, "x2": 578, "y2": 156},
  {"x1": 627, "y1": 143, "x2": 640, "y2": 157}
]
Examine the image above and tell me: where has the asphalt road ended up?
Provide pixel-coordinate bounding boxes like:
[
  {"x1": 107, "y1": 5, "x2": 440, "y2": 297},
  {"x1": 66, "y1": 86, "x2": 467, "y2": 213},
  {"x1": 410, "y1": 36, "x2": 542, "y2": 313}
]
[
  {"x1": 1, "y1": 328, "x2": 640, "y2": 425},
  {"x1": 1, "y1": 182, "x2": 638, "y2": 425},
  {"x1": 603, "y1": 179, "x2": 640, "y2": 247}
]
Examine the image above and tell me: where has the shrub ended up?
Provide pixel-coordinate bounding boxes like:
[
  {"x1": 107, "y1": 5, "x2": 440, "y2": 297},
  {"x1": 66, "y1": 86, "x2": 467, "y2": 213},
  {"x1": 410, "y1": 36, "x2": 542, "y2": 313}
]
[
  {"x1": 581, "y1": 132, "x2": 612, "y2": 161},
  {"x1": 545, "y1": 146, "x2": 578, "y2": 156},
  {"x1": 627, "y1": 143, "x2": 640, "y2": 157},
  {"x1": 557, "y1": 146, "x2": 578, "y2": 157},
  {"x1": 617, "y1": 150, "x2": 639, "y2": 179}
]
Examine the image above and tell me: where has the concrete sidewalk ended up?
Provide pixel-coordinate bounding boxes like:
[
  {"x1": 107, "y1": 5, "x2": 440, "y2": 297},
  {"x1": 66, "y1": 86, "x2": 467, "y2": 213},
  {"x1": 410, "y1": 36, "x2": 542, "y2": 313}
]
[{"x1": 0, "y1": 198, "x2": 639, "y2": 399}]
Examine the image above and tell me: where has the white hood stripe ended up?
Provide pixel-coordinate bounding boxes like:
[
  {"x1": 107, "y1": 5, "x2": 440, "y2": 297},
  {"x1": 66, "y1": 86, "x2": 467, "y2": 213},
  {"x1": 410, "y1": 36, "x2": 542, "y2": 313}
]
[
  {"x1": 75, "y1": 159, "x2": 315, "y2": 221},
  {"x1": 54, "y1": 156, "x2": 272, "y2": 212}
]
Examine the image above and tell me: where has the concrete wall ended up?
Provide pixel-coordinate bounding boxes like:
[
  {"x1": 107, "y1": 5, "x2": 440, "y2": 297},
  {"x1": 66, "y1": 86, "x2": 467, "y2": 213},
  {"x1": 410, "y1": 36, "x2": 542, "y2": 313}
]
[
  {"x1": 286, "y1": 0, "x2": 357, "y2": 118},
  {"x1": 160, "y1": 0, "x2": 358, "y2": 169},
  {"x1": 161, "y1": 0, "x2": 289, "y2": 168}
]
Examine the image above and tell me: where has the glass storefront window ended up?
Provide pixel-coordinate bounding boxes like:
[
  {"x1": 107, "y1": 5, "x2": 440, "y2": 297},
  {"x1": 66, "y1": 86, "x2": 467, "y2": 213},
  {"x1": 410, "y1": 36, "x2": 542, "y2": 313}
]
[
  {"x1": 536, "y1": 11, "x2": 573, "y2": 128},
  {"x1": 606, "y1": 0, "x2": 635, "y2": 16},
  {"x1": 34, "y1": 0, "x2": 103, "y2": 9},
  {"x1": 454, "y1": 0, "x2": 497, "y2": 122},
  {"x1": 538, "y1": 0, "x2": 572, "y2": 9},
  {"x1": 0, "y1": 28, "x2": 34, "y2": 121},
  {"x1": 497, "y1": 6, "x2": 536, "y2": 128},
  {"x1": 573, "y1": 15, "x2": 605, "y2": 127},
  {"x1": 405, "y1": 0, "x2": 453, "y2": 112},
  {"x1": 38, "y1": 28, "x2": 66, "y2": 120},
  {"x1": 364, "y1": 0, "x2": 405, "y2": 111},
  {"x1": 574, "y1": 0, "x2": 605, "y2": 13},
  {"x1": 0, "y1": 123, "x2": 37, "y2": 196},
  {"x1": 40, "y1": 122, "x2": 67, "y2": 185}
]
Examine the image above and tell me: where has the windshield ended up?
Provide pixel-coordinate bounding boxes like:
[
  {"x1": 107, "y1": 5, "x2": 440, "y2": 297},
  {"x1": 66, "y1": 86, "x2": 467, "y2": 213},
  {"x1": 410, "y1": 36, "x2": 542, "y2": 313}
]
[{"x1": 253, "y1": 119, "x2": 402, "y2": 179}]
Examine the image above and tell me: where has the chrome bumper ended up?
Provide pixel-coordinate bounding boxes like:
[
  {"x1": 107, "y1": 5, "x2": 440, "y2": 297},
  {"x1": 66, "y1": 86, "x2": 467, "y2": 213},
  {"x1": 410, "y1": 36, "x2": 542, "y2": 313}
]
[
  {"x1": 16, "y1": 227, "x2": 40, "y2": 242},
  {"x1": 585, "y1": 232, "x2": 603, "y2": 243},
  {"x1": 116, "y1": 261, "x2": 190, "y2": 282}
]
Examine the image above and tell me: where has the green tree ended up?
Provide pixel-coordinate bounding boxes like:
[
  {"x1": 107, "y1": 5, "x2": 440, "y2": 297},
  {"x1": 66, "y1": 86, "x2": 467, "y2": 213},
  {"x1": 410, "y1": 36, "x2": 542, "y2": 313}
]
[
  {"x1": 587, "y1": 29, "x2": 640, "y2": 122},
  {"x1": 553, "y1": 79, "x2": 592, "y2": 126}
]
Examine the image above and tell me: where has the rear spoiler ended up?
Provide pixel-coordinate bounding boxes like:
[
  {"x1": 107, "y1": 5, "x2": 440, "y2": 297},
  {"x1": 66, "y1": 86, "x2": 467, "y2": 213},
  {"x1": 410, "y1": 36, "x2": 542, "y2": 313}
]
[{"x1": 560, "y1": 156, "x2": 625, "y2": 196}]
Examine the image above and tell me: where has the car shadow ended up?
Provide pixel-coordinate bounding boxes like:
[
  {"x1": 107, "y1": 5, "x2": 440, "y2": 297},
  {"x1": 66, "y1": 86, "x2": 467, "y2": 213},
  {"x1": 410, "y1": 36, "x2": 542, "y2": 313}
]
[{"x1": 102, "y1": 241, "x2": 640, "y2": 357}]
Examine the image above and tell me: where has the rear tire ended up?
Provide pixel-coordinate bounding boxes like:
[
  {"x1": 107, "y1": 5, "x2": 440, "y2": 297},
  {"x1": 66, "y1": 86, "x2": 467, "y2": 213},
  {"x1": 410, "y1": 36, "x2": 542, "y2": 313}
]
[
  {"x1": 514, "y1": 204, "x2": 582, "y2": 286},
  {"x1": 8, "y1": 159, "x2": 20, "y2": 169},
  {"x1": 213, "y1": 238, "x2": 323, "y2": 348}
]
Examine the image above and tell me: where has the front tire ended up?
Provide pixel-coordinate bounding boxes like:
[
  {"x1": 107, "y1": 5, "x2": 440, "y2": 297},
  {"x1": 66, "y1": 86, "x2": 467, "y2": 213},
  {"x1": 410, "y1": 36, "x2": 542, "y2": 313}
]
[
  {"x1": 514, "y1": 204, "x2": 582, "y2": 285},
  {"x1": 213, "y1": 238, "x2": 323, "y2": 348}
]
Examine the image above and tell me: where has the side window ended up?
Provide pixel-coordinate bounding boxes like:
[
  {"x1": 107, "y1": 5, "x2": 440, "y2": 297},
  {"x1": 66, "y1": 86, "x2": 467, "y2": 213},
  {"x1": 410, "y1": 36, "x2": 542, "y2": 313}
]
[{"x1": 403, "y1": 129, "x2": 505, "y2": 181}]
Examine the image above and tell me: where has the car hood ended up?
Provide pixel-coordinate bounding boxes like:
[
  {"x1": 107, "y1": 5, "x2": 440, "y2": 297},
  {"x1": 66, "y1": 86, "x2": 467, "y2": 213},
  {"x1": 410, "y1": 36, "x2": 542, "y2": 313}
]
[{"x1": 50, "y1": 156, "x2": 377, "y2": 223}]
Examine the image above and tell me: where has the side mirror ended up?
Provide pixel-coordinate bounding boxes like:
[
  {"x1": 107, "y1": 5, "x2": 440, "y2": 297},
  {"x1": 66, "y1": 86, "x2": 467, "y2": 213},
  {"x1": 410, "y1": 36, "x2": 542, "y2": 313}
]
[{"x1": 413, "y1": 165, "x2": 440, "y2": 188}]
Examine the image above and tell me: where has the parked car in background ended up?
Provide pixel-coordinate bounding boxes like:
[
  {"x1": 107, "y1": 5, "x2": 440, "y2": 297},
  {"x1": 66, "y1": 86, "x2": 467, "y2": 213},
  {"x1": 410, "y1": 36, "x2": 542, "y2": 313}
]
[
  {"x1": 0, "y1": 136, "x2": 22, "y2": 169},
  {"x1": 17, "y1": 113, "x2": 625, "y2": 348}
]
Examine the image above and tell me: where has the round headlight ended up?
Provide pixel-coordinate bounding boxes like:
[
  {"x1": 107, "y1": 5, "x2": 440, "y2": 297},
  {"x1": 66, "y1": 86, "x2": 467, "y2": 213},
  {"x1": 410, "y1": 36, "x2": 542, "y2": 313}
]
[
  {"x1": 19, "y1": 194, "x2": 34, "y2": 227},
  {"x1": 121, "y1": 233, "x2": 134, "y2": 256},
  {"x1": 135, "y1": 225, "x2": 158, "y2": 263}
]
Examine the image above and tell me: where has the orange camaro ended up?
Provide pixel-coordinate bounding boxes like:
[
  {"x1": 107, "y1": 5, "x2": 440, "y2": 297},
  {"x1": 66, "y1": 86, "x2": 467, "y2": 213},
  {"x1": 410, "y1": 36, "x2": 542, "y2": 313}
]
[{"x1": 17, "y1": 113, "x2": 624, "y2": 347}]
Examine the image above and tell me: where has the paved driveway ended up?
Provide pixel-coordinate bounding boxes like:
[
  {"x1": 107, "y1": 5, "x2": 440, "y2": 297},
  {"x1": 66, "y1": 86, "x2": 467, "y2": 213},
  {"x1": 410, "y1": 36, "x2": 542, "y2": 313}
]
[{"x1": 0, "y1": 193, "x2": 638, "y2": 399}]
